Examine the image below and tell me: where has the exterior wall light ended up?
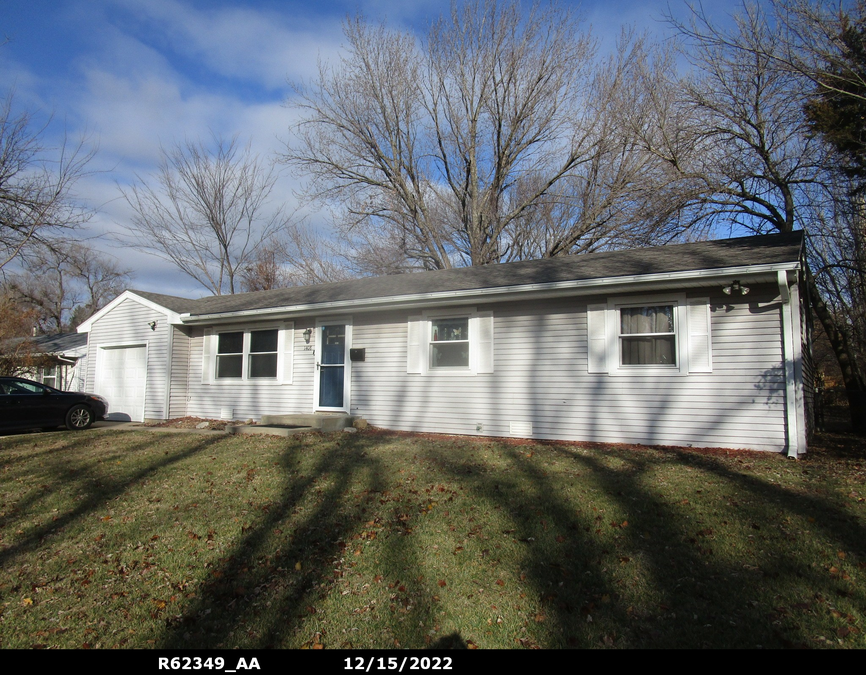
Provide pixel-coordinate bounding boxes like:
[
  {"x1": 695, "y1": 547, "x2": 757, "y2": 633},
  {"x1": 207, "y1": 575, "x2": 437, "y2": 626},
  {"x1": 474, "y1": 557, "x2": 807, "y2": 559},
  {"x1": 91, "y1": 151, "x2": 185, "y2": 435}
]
[{"x1": 722, "y1": 280, "x2": 750, "y2": 296}]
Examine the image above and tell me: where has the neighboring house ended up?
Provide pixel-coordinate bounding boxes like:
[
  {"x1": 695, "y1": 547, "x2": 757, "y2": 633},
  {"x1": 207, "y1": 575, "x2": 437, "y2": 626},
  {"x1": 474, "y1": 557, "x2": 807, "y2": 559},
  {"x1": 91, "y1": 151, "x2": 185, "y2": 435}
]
[
  {"x1": 2, "y1": 332, "x2": 88, "y2": 391},
  {"x1": 76, "y1": 232, "x2": 812, "y2": 455}
]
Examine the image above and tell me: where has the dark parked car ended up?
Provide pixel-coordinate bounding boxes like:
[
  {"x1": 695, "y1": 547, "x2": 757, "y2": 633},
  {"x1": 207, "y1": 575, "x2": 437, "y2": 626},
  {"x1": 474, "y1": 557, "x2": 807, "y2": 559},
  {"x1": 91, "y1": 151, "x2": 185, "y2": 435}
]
[{"x1": 0, "y1": 377, "x2": 108, "y2": 432}]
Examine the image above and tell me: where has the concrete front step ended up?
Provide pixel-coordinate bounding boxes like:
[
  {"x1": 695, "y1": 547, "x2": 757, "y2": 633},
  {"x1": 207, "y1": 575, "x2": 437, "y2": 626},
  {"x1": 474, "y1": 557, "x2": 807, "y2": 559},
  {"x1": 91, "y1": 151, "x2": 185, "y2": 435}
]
[
  {"x1": 226, "y1": 413, "x2": 365, "y2": 438},
  {"x1": 260, "y1": 413, "x2": 359, "y2": 432},
  {"x1": 226, "y1": 424, "x2": 315, "y2": 438}
]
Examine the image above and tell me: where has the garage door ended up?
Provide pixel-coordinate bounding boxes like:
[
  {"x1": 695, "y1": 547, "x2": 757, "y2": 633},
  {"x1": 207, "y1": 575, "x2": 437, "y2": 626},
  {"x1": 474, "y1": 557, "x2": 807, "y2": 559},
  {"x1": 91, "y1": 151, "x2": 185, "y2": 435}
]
[{"x1": 95, "y1": 345, "x2": 147, "y2": 422}]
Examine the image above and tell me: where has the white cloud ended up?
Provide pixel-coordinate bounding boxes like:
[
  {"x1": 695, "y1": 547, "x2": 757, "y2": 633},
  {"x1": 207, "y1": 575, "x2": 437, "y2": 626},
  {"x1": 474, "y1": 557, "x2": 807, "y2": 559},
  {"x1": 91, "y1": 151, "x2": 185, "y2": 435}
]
[{"x1": 104, "y1": 0, "x2": 347, "y2": 89}]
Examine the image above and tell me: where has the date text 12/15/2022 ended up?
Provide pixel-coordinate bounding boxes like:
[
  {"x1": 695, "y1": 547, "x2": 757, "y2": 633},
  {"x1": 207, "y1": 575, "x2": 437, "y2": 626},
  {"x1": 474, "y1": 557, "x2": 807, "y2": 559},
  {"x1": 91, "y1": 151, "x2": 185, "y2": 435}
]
[{"x1": 345, "y1": 657, "x2": 452, "y2": 671}]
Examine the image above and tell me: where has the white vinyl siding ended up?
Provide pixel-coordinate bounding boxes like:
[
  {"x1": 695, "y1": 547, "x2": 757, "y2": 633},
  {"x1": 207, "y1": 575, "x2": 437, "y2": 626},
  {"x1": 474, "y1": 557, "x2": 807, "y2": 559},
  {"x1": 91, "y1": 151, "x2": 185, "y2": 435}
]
[
  {"x1": 169, "y1": 326, "x2": 190, "y2": 419},
  {"x1": 350, "y1": 288, "x2": 787, "y2": 452}
]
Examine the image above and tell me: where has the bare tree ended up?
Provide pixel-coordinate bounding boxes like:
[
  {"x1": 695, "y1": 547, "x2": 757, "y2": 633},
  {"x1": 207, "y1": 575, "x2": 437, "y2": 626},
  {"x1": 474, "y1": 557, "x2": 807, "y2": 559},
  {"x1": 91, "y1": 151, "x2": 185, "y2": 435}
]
[
  {"x1": 122, "y1": 136, "x2": 293, "y2": 295},
  {"x1": 284, "y1": 1, "x2": 678, "y2": 271},
  {"x1": 0, "y1": 92, "x2": 94, "y2": 270},
  {"x1": 664, "y1": 1, "x2": 866, "y2": 431},
  {"x1": 656, "y1": 3, "x2": 824, "y2": 236},
  {"x1": 0, "y1": 291, "x2": 52, "y2": 376},
  {"x1": 240, "y1": 225, "x2": 355, "y2": 292},
  {"x1": 6, "y1": 241, "x2": 132, "y2": 333},
  {"x1": 766, "y1": 0, "x2": 866, "y2": 103}
]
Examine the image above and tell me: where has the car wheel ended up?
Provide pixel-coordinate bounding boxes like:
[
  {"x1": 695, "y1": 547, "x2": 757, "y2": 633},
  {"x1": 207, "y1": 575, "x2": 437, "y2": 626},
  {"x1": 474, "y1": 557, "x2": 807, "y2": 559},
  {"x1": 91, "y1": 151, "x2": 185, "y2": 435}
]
[{"x1": 66, "y1": 404, "x2": 94, "y2": 430}]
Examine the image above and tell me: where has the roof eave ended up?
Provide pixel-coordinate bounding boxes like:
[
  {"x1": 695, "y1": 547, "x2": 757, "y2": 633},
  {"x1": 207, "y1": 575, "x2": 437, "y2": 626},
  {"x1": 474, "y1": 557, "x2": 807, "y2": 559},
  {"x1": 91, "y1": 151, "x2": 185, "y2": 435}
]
[{"x1": 179, "y1": 260, "x2": 800, "y2": 325}]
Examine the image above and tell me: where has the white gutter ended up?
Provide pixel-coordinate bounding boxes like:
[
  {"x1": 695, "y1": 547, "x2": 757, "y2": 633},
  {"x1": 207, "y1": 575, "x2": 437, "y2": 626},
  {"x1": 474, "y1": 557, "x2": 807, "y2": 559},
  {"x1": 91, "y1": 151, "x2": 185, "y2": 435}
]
[{"x1": 179, "y1": 261, "x2": 800, "y2": 325}]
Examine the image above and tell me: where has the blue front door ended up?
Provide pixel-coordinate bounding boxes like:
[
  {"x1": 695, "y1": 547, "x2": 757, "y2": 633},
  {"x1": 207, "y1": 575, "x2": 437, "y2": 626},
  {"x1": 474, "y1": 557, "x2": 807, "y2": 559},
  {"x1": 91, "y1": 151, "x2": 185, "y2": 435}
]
[{"x1": 318, "y1": 324, "x2": 346, "y2": 409}]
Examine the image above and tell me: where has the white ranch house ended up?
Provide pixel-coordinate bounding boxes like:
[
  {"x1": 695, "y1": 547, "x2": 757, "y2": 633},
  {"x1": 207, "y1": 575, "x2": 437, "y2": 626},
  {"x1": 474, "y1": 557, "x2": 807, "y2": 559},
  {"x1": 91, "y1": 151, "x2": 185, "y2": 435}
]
[{"x1": 77, "y1": 232, "x2": 812, "y2": 456}]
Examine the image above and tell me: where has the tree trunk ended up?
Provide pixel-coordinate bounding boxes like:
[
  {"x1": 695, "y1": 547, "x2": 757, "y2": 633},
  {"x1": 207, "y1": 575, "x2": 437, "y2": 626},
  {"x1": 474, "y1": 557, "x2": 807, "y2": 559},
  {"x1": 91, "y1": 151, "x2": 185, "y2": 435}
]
[{"x1": 806, "y1": 268, "x2": 866, "y2": 433}]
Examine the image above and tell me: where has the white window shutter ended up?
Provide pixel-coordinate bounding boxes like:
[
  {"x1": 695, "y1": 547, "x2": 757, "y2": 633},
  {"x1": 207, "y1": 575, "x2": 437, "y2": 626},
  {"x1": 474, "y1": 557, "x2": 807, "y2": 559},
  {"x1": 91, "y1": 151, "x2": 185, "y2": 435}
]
[
  {"x1": 474, "y1": 311, "x2": 494, "y2": 374},
  {"x1": 587, "y1": 304, "x2": 608, "y2": 373},
  {"x1": 407, "y1": 316, "x2": 424, "y2": 374},
  {"x1": 202, "y1": 328, "x2": 215, "y2": 384},
  {"x1": 687, "y1": 298, "x2": 712, "y2": 373},
  {"x1": 280, "y1": 322, "x2": 294, "y2": 384}
]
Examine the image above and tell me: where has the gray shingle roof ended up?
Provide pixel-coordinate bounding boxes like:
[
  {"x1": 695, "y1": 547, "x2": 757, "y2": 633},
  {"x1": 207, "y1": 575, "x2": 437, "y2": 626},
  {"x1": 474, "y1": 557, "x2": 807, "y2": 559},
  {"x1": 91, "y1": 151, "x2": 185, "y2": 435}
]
[
  {"x1": 135, "y1": 232, "x2": 803, "y2": 318},
  {"x1": 31, "y1": 332, "x2": 88, "y2": 353},
  {"x1": 129, "y1": 290, "x2": 201, "y2": 314}
]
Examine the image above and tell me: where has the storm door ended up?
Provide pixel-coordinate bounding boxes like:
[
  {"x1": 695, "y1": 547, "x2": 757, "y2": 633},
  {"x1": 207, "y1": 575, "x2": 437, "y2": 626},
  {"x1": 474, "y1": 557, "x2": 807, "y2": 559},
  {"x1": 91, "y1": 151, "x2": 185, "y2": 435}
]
[{"x1": 316, "y1": 323, "x2": 350, "y2": 411}]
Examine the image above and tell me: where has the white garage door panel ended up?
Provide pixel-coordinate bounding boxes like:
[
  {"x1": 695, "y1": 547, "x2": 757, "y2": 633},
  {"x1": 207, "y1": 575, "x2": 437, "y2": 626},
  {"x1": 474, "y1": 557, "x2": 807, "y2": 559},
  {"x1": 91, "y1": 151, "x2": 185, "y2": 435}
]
[{"x1": 96, "y1": 345, "x2": 147, "y2": 422}]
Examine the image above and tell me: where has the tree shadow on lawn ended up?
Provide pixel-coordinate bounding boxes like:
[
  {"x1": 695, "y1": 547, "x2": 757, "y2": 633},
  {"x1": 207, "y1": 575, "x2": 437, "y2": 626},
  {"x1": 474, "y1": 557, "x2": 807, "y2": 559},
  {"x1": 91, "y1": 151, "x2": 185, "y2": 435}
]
[
  {"x1": 152, "y1": 431, "x2": 864, "y2": 649},
  {"x1": 386, "y1": 437, "x2": 865, "y2": 648},
  {"x1": 157, "y1": 433, "x2": 424, "y2": 649},
  {"x1": 0, "y1": 431, "x2": 227, "y2": 569},
  {"x1": 543, "y1": 442, "x2": 866, "y2": 648}
]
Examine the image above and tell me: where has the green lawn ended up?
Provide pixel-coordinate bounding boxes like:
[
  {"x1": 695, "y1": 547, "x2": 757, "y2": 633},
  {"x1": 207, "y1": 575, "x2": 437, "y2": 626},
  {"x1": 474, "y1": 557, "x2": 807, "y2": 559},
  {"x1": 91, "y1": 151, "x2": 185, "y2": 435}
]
[{"x1": 0, "y1": 424, "x2": 863, "y2": 649}]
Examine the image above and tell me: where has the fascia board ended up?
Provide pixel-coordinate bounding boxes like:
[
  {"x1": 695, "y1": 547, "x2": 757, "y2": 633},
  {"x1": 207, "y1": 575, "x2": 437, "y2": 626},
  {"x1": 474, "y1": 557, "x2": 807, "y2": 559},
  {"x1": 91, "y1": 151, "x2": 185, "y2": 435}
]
[{"x1": 179, "y1": 261, "x2": 799, "y2": 326}]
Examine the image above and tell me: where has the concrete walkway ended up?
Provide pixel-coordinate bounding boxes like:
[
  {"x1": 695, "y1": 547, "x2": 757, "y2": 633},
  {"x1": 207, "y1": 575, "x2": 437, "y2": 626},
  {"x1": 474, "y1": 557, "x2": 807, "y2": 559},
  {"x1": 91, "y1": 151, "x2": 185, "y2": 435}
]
[{"x1": 92, "y1": 421, "x2": 227, "y2": 434}]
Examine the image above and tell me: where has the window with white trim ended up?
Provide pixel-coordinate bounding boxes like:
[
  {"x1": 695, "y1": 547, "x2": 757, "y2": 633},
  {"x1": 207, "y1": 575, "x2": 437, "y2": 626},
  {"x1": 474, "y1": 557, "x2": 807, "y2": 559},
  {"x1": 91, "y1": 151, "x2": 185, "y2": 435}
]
[
  {"x1": 216, "y1": 331, "x2": 244, "y2": 378},
  {"x1": 618, "y1": 304, "x2": 677, "y2": 367},
  {"x1": 202, "y1": 323, "x2": 293, "y2": 384},
  {"x1": 587, "y1": 295, "x2": 711, "y2": 375},
  {"x1": 430, "y1": 317, "x2": 469, "y2": 369},
  {"x1": 407, "y1": 310, "x2": 493, "y2": 375},
  {"x1": 41, "y1": 365, "x2": 58, "y2": 388}
]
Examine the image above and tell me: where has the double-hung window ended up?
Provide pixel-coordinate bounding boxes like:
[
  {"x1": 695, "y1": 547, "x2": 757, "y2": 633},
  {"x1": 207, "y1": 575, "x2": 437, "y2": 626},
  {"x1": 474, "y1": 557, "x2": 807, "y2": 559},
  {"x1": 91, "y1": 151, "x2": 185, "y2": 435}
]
[
  {"x1": 217, "y1": 329, "x2": 279, "y2": 379},
  {"x1": 407, "y1": 310, "x2": 493, "y2": 375},
  {"x1": 248, "y1": 330, "x2": 278, "y2": 378},
  {"x1": 203, "y1": 324, "x2": 293, "y2": 384},
  {"x1": 618, "y1": 305, "x2": 676, "y2": 367},
  {"x1": 430, "y1": 317, "x2": 470, "y2": 369},
  {"x1": 216, "y1": 331, "x2": 245, "y2": 378},
  {"x1": 41, "y1": 365, "x2": 58, "y2": 388}
]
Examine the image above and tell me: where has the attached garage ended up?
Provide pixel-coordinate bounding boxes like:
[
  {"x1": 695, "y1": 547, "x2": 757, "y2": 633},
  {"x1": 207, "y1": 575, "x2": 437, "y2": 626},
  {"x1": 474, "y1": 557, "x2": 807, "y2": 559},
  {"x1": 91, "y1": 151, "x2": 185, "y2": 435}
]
[
  {"x1": 78, "y1": 291, "x2": 189, "y2": 423},
  {"x1": 95, "y1": 345, "x2": 147, "y2": 422}
]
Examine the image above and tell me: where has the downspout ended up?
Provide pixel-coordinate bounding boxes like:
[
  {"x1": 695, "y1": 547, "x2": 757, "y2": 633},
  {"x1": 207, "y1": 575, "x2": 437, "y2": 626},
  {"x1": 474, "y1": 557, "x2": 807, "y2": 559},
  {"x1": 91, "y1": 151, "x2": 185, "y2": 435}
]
[
  {"x1": 778, "y1": 270, "x2": 801, "y2": 458},
  {"x1": 163, "y1": 323, "x2": 174, "y2": 421},
  {"x1": 789, "y1": 275, "x2": 808, "y2": 454}
]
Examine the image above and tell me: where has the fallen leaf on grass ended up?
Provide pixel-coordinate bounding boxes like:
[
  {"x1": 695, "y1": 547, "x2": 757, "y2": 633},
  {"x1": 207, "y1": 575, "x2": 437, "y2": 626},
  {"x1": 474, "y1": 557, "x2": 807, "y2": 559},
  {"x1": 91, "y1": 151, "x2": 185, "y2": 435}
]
[{"x1": 438, "y1": 580, "x2": 447, "y2": 587}]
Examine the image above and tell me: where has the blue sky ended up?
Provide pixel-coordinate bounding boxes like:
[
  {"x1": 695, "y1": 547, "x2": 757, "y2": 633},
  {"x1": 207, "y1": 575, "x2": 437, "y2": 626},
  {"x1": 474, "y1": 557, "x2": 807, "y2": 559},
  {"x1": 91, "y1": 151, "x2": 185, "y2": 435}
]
[{"x1": 1, "y1": 0, "x2": 738, "y2": 297}]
